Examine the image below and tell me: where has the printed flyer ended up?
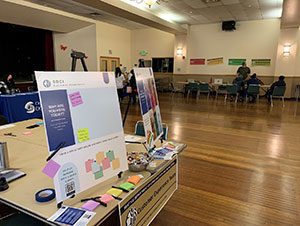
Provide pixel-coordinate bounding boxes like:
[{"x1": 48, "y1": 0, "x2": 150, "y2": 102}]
[
  {"x1": 134, "y1": 68, "x2": 163, "y2": 148},
  {"x1": 36, "y1": 72, "x2": 128, "y2": 203}
]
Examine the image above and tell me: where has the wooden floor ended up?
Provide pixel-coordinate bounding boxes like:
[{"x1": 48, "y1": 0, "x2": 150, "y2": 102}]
[{"x1": 122, "y1": 93, "x2": 300, "y2": 226}]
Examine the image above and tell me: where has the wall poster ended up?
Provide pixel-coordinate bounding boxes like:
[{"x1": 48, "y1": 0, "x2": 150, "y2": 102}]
[{"x1": 207, "y1": 57, "x2": 223, "y2": 65}]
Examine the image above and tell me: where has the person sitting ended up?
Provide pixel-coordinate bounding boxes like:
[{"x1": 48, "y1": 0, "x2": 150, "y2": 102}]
[
  {"x1": 233, "y1": 74, "x2": 245, "y2": 101},
  {"x1": 246, "y1": 73, "x2": 260, "y2": 102},
  {"x1": 5, "y1": 74, "x2": 16, "y2": 92},
  {"x1": 266, "y1": 75, "x2": 286, "y2": 102}
]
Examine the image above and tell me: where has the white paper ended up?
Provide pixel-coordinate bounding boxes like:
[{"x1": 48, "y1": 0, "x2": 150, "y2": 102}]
[{"x1": 0, "y1": 124, "x2": 15, "y2": 130}]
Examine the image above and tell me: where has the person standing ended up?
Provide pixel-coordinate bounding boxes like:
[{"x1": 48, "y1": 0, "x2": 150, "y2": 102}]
[
  {"x1": 115, "y1": 67, "x2": 125, "y2": 101},
  {"x1": 128, "y1": 69, "x2": 137, "y2": 104},
  {"x1": 5, "y1": 74, "x2": 16, "y2": 92},
  {"x1": 237, "y1": 62, "x2": 251, "y2": 80}
]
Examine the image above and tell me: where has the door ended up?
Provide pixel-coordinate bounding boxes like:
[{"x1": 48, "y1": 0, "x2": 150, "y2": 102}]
[{"x1": 100, "y1": 56, "x2": 120, "y2": 72}]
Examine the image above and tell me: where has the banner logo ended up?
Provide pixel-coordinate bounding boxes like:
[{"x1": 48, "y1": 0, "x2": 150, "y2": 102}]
[
  {"x1": 126, "y1": 208, "x2": 138, "y2": 226},
  {"x1": 25, "y1": 101, "x2": 35, "y2": 113},
  {"x1": 43, "y1": 80, "x2": 51, "y2": 88}
]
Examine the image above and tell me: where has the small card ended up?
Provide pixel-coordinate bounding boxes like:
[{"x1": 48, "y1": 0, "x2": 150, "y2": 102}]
[
  {"x1": 106, "y1": 188, "x2": 122, "y2": 197},
  {"x1": 81, "y1": 200, "x2": 99, "y2": 211},
  {"x1": 77, "y1": 128, "x2": 89, "y2": 143},
  {"x1": 94, "y1": 168, "x2": 103, "y2": 180},
  {"x1": 96, "y1": 152, "x2": 105, "y2": 164},
  {"x1": 119, "y1": 182, "x2": 135, "y2": 191},
  {"x1": 85, "y1": 159, "x2": 93, "y2": 173},
  {"x1": 102, "y1": 158, "x2": 110, "y2": 170},
  {"x1": 91, "y1": 161, "x2": 100, "y2": 173},
  {"x1": 100, "y1": 194, "x2": 114, "y2": 204},
  {"x1": 42, "y1": 160, "x2": 61, "y2": 178},
  {"x1": 48, "y1": 206, "x2": 95, "y2": 226},
  {"x1": 69, "y1": 91, "x2": 83, "y2": 107}
]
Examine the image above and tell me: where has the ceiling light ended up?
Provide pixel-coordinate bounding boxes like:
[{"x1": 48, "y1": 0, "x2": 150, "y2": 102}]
[
  {"x1": 129, "y1": 0, "x2": 168, "y2": 8},
  {"x1": 202, "y1": 0, "x2": 220, "y2": 3}
]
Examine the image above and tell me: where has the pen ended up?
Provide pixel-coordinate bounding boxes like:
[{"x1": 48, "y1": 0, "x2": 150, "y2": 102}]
[
  {"x1": 112, "y1": 195, "x2": 122, "y2": 200},
  {"x1": 112, "y1": 185, "x2": 129, "y2": 193},
  {"x1": 46, "y1": 141, "x2": 66, "y2": 161}
]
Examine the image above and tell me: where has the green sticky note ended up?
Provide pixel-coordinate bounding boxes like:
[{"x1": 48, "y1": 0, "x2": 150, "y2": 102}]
[
  {"x1": 77, "y1": 128, "x2": 89, "y2": 143},
  {"x1": 106, "y1": 150, "x2": 115, "y2": 162},
  {"x1": 94, "y1": 167, "x2": 103, "y2": 180},
  {"x1": 119, "y1": 182, "x2": 135, "y2": 191}
]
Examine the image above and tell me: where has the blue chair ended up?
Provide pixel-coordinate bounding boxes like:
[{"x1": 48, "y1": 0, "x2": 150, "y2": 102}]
[
  {"x1": 271, "y1": 86, "x2": 286, "y2": 107},
  {"x1": 198, "y1": 83, "x2": 210, "y2": 99},
  {"x1": 134, "y1": 121, "x2": 168, "y2": 140},
  {"x1": 186, "y1": 82, "x2": 199, "y2": 99},
  {"x1": 225, "y1": 84, "x2": 239, "y2": 104},
  {"x1": 246, "y1": 84, "x2": 260, "y2": 103}
]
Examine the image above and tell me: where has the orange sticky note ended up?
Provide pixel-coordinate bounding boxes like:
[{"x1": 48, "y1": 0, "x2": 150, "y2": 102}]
[
  {"x1": 127, "y1": 175, "x2": 141, "y2": 185},
  {"x1": 112, "y1": 158, "x2": 120, "y2": 170},
  {"x1": 96, "y1": 152, "x2": 105, "y2": 164}
]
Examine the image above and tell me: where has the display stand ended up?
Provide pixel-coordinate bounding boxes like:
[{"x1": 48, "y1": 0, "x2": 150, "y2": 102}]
[{"x1": 70, "y1": 50, "x2": 88, "y2": 72}]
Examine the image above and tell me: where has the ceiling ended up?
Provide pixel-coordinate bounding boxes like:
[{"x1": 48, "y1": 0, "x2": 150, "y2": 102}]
[
  {"x1": 123, "y1": 0, "x2": 283, "y2": 25},
  {"x1": 28, "y1": 0, "x2": 149, "y2": 29},
  {"x1": 27, "y1": 0, "x2": 283, "y2": 30}
]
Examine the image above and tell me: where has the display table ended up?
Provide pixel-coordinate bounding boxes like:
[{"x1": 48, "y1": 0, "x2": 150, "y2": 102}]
[
  {"x1": 0, "y1": 92, "x2": 42, "y2": 123},
  {"x1": 0, "y1": 119, "x2": 185, "y2": 225}
]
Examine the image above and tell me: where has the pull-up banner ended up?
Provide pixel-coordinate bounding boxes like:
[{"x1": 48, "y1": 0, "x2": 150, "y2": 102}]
[{"x1": 36, "y1": 72, "x2": 128, "y2": 203}]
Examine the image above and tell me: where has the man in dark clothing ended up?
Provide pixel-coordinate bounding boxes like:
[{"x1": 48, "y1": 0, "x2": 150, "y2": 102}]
[
  {"x1": 267, "y1": 75, "x2": 286, "y2": 102},
  {"x1": 246, "y1": 73, "x2": 260, "y2": 102},
  {"x1": 237, "y1": 62, "x2": 251, "y2": 80},
  {"x1": 129, "y1": 69, "x2": 137, "y2": 104},
  {"x1": 233, "y1": 74, "x2": 245, "y2": 101}
]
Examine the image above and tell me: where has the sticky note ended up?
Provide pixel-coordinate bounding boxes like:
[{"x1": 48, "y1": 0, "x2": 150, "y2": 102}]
[
  {"x1": 106, "y1": 188, "x2": 122, "y2": 197},
  {"x1": 106, "y1": 150, "x2": 115, "y2": 162},
  {"x1": 100, "y1": 194, "x2": 114, "y2": 204},
  {"x1": 42, "y1": 160, "x2": 61, "y2": 178},
  {"x1": 81, "y1": 200, "x2": 99, "y2": 211},
  {"x1": 91, "y1": 161, "x2": 100, "y2": 173},
  {"x1": 23, "y1": 131, "x2": 33, "y2": 136},
  {"x1": 85, "y1": 159, "x2": 93, "y2": 173},
  {"x1": 119, "y1": 182, "x2": 135, "y2": 191},
  {"x1": 35, "y1": 121, "x2": 44, "y2": 125},
  {"x1": 69, "y1": 91, "x2": 83, "y2": 107},
  {"x1": 96, "y1": 152, "x2": 105, "y2": 164},
  {"x1": 77, "y1": 128, "x2": 89, "y2": 143},
  {"x1": 112, "y1": 158, "x2": 120, "y2": 170},
  {"x1": 102, "y1": 158, "x2": 110, "y2": 170},
  {"x1": 94, "y1": 167, "x2": 103, "y2": 180},
  {"x1": 127, "y1": 175, "x2": 141, "y2": 185}
]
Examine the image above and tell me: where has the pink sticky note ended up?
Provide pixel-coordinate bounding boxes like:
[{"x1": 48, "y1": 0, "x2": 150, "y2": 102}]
[
  {"x1": 23, "y1": 131, "x2": 33, "y2": 136},
  {"x1": 100, "y1": 194, "x2": 114, "y2": 204},
  {"x1": 42, "y1": 160, "x2": 61, "y2": 178},
  {"x1": 81, "y1": 200, "x2": 100, "y2": 211},
  {"x1": 102, "y1": 157, "x2": 110, "y2": 170},
  {"x1": 69, "y1": 91, "x2": 83, "y2": 107},
  {"x1": 85, "y1": 159, "x2": 93, "y2": 173}
]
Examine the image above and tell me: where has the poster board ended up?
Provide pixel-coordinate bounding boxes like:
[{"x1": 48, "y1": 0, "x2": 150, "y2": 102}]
[
  {"x1": 36, "y1": 72, "x2": 128, "y2": 203},
  {"x1": 119, "y1": 157, "x2": 178, "y2": 226},
  {"x1": 134, "y1": 68, "x2": 163, "y2": 148}
]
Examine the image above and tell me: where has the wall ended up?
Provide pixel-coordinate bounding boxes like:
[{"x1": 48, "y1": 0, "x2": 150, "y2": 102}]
[
  {"x1": 131, "y1": 28, "x2": 175, "y2": 66},
  {"x1": 96, "y1": 21, "x2": 131, "y2": 71},
  {"x1": 53, "y1": 25, "x2": 98, "y2": 71},
  {"x1": 187, "y1": 19, "x2": 281, "y2": 76}
]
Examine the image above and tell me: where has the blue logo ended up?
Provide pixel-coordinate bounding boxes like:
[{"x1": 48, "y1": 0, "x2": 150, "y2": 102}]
[{"x1": 43, "y1": 80, "x2": 51, "y2": 88}]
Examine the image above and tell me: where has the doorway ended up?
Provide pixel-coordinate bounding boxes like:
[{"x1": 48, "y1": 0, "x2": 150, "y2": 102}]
[{"x1": 100, "y1": 56, "x2": 120, "y2": 72}]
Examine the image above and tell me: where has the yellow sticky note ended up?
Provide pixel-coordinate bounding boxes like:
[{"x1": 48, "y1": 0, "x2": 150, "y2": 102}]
[
  {"x1": 77, "y1": 128, "x2": 89, "y2": 143},
  {"x1": 112, "y1": 158, "x2": 120, "y2": 170},
  {"x1": 106, "y1": 188, "x2": 122, "y2": 197},
  {"x1": 96, "y1": 152, "x2": 105, "y2": 164}
]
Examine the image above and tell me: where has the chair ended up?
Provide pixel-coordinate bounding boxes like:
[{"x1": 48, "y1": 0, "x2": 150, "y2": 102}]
[
  {"x1": 0, "y1": 115, "x2": 8, "y2": 126},
  {"x1": 198, "y1": 83, "x2": 210, "y2": 99},
  {"x1": 134, "y1": 121, "x2": 168, "y2": 140},
  {"x1": 224, "y1": 84, "x2": 239, "y2": 104},
  {"x1": 170, "y1": 82, "x2": 184, "y2": 98},
  {"x1": 216, "y1": 85, "x2": 227, "y2": 100},
  {"x1": 270, "y1": 86, "x2": 286, "y2": 107},
  {"x1": 246, "y1": 84, "x2": 260, "y2": 103},
  {"x1": 186, "y1": 82, "x2": 199, "y2": 99}
]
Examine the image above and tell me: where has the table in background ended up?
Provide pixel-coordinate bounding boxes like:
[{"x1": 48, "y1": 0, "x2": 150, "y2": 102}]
[{"x1": 0, "y1": 92, "x2": 42, "y2": 123}]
